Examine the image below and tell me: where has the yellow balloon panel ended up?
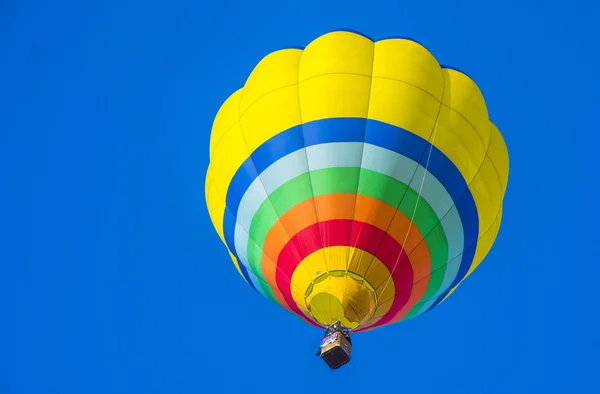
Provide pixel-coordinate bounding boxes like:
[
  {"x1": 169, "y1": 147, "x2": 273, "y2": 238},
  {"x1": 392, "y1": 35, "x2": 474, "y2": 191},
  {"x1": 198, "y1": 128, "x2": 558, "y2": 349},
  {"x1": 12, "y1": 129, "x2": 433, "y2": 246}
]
[
  {"x1": 209, "y1": 89, "x2": 242, "y2": 159},
  {"x1": 298, "y1": 31, "x2": 374, "y2": 80},
  {"x1": 373, "y1": 38, "x2": 444, "y2": 99},
  {"x1": 441, "y1": 69, "x2": 490, "y2": 147}
]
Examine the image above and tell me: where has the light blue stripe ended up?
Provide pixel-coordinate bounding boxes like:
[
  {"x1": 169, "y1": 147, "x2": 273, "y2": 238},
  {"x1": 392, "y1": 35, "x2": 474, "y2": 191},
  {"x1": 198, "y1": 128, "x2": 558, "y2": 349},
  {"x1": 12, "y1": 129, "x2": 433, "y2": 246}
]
[
  {"x1": 442, "y1": 207, "x2": 464, "y2": 263},
  {"x1": 236, "y1": 180, "x2": 269, "y2": 231},
  {"x1": 261, "y1": 149, "x2": 309, "y2": 194},
  {"x1": 306, "y1": 142, "x2": 364, "y2": 169}
]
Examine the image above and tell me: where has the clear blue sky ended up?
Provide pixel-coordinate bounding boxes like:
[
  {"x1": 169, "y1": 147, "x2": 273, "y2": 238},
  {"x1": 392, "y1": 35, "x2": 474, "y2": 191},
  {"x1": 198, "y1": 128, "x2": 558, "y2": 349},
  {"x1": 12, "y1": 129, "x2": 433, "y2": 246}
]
[{"x1": 1, "y1": 0, "x2": 599, "y2": 393}]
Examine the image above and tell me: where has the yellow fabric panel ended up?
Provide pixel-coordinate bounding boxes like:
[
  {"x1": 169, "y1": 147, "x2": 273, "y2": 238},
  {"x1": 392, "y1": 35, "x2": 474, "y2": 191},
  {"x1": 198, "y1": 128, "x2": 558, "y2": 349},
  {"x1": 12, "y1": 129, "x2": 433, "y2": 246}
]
[
  {"x1": 440, "y1": 69, "x2": 490, "y2": 149},
  {"x1": 239, "y1": 49, "x2": 302, "y2": 117},
  {"x1": 338, "y1": 278, "x2": 375, "y2": 328},
  {"x1": 296, "y1": 248, "x2": 347, "y2": 285},
  {"x1": 235, "y1": 42, "x2": 303, "y2": 157},
  {"x1": 298, "y1": 31, "x2": 374, "y2": 80},
  {"x1": 209, "y1": 89, "x2": 242, "y2": 159},
  {"x1": 347, "y1": 249, "x2": 389, "y2": 291},
  {"x1": 433, "y1": 104, "x2": 487, "y2": 183},
  {"x1": 209, "y1": 122, "x2": 249, "y2": 198},
  {"x1": 289, "y1": 249, "x2": 328, "y2": 310},
  {"x1": 297, "y1": 32, "x2": 373, "y2": 122},
  {"x1": 322, "y1": 244, "x2": 350, "y2": 274},
  {"x1": 373, "y1": 39, "x2": 444, "y2": 99},
  {"x1": 472, "y1": 205, "x2": 503, "y2": 271},
  {"x1": 308, "y1": 292, "x2": 344, "y2": 325},
  {"x1": 239, "y1": 85, "x2": 301, "y2": 155},
  {"x1": 369, "y1": 39, "x2": 443, "y2": 139},
  {"x1": 298, "y1": 36, "x2": 374, "y2": 123},
  {"x1": 368, "y1": 78, "x2": 440, "y2": 138},
  {"x1": 308, "y1": 277, "x2": 375, "y2": 329},
  {"x1": 299, "y1": 74, "x2": 372, "y2": 121},
  {"x1": 289, "y1": 265, "x2": 312, "y2": 303},
  {"x1": 487, "y1": 121, "x2": 510, "y2": 196},
  {"x1": 470, "y1": 156, "x2": 503, "y2": 242},
  {"x1": 290, "y1": 248, "x2": 334, "y2": 323},
  {"x1": 347, "y1": 248, "x2": 376, "y2": 278},
  {"x1": 204, "y1": 167, "x2": 225, "y2": 243}
]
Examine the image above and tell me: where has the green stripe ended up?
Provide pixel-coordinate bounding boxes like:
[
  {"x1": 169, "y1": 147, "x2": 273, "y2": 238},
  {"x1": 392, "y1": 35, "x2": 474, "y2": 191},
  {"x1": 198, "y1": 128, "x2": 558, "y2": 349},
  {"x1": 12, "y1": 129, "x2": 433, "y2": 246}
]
[{"x1": 246, "y1": 167, "x2": 450, "y2": 305}]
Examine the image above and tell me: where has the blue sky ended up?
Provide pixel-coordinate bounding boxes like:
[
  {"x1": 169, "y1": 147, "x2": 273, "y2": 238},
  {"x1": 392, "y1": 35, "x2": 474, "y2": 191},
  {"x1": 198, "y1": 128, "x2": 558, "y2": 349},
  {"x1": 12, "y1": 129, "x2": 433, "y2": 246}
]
[{"x1": 1, "y1": 0, "x2": 599, "y2": 393}]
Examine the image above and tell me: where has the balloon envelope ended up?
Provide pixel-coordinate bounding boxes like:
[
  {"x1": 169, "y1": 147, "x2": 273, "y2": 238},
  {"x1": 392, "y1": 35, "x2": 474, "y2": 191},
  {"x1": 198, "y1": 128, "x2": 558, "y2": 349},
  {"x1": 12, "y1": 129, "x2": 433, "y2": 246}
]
[{"x1": 205, "y1": 31, "x2": 509, "y2": 332}]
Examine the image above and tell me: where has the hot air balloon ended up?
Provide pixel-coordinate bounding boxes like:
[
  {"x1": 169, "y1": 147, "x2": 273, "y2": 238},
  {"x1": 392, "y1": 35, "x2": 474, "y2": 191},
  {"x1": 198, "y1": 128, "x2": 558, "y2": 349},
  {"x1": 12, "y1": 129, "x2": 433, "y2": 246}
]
[{"x1": 204, "y1": 30, "x2": 509, "y2": 369}]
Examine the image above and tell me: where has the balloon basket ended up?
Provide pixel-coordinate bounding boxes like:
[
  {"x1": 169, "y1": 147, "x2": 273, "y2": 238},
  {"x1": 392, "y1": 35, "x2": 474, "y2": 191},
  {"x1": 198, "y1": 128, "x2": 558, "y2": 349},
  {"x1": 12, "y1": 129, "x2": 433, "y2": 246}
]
[{"x1": 320, "y1": 331, "x2": 352, "y2": 369}]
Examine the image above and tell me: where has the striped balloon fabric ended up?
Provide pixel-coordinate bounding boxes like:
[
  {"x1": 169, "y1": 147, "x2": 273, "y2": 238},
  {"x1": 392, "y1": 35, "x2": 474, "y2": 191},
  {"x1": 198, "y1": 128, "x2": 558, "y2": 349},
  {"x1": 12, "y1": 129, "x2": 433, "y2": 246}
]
[{"x1": 205, "y1": 30, "x2": 509, "y2": 332}]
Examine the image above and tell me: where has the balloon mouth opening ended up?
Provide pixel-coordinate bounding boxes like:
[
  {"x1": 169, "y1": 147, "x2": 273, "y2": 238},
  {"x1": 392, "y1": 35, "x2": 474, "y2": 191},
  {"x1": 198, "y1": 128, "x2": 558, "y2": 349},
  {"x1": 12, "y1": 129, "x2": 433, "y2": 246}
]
[{"x1": 305, "y1": 271, "x2": 378, "y2": 329}]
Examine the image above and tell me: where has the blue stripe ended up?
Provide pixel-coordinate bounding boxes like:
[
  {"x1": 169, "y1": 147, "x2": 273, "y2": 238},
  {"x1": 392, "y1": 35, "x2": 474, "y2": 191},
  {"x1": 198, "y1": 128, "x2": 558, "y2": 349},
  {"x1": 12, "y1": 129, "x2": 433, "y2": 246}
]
[{"x1": 222, "y1": 117, "x2": 479, "y2": 296}]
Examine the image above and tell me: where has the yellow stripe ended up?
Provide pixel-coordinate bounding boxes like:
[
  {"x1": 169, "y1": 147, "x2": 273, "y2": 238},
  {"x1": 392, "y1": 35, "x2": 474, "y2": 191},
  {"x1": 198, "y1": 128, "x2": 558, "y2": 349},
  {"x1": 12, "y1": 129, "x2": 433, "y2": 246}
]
[
  {"x1": 370, "y1": 38, "x2": 445, "y2": 139},
  {"x1": 290, "y1": 246, "x2": 394, "y2": 328}
]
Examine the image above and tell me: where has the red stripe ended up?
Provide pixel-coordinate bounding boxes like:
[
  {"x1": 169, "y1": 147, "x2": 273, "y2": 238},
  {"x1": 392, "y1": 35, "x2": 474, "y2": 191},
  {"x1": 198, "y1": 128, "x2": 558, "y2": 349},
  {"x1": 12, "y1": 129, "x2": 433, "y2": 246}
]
[{"x1": 275, "y1": 219, "x2": 414, "y2": 324}]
